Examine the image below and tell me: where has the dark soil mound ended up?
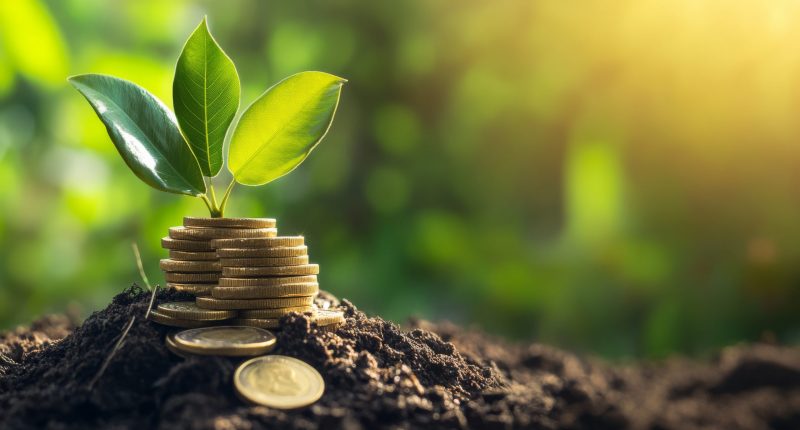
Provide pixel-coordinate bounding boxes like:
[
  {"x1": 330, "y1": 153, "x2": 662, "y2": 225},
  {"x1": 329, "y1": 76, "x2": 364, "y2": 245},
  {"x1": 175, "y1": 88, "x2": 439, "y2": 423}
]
[{"x1": 1, "y1": 286, "x2": 798, "y2": 429}]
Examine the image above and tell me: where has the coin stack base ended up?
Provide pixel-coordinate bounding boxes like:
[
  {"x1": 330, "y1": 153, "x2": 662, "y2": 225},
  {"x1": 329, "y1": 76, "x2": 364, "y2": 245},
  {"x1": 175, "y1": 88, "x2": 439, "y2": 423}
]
[{"x1": 209, "y1": 235, "x2": 342, "y2": 330}]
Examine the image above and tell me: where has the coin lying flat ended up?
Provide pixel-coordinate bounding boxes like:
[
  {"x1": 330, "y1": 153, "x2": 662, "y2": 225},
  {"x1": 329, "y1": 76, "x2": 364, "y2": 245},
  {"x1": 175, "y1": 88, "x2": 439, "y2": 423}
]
[
  {"x1": 164, "y1": 272, "x2": 221, "y2": 283},
  {"x1": 222, "y1": 264, "x2": 319, "y2": 277},
  {"x1": 157, "y1": 301, "x2": 236, "y2": 320},
  {"x1": 160, "y1": 259, "x2": 221, "y2": 272},
  {"x1": 169, "y1": 250, "x2": 218, "y2": 261},
  {"x1": 211, "y1": 236, "x2": 305, "y2": 249},
  {"x1": 196, "y1": 296, "x2": 315, "y2": 310},
  {"x1": 218, "y1": 275, "x2": 318, "y2": 287},
  {"x1": 172, "y1": 326, "x2": 277, "y2": 356},
  {"x1": 169, "y1": 226, "x2": 277, "y2": 240},
  {"x1": 167, "y1": 283, "x2": 216, "y2": 296},
  {"x1": 219, "y1": 255, "x2": 309, "y2": 267},
  {"x1": 212, "y1": 283, "x2": 319, "y2": 299},
  {"x1": 165, "y1": 333, "x2": 191, "y2": 358},
  {"x1": 161, "y1": 237, "x2": 214, "y2": 252},
  {"x1": 149, "y1": 310, "x2": 220, "y2": 328},
  {"x1": 216, "y1": 246, "x2": 308, "y2": 258},
  {"x1": 238, "y1": 306, "x2": 317, "y2": 319},
  {"x1": 184, "y1": 217, "x2": 277, "y2": 229},
  {"x1": 313, "y1": 309, "x2": 345, "y2": 327},
  {"x1": 232, "y1": 318, "x2": 281, "y2": 329},
  {"x1": 235, "y1": 355, "x2": 325, "y2": 409}
]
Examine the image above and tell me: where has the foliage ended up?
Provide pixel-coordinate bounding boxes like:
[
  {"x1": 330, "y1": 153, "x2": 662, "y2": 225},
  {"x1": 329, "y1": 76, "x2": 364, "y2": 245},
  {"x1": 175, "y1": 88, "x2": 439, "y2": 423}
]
[
  {"x1": 173, "y1": 18, "x2": 239, "y2": 178},
  {"x1": 0, "y1": 0, "x2": 799, "y2": 358},
  {"x1": 228, "y1": 71, "x2": 346, "y2": 186},
  {"x1": 68, "y1": 74, "x2": 206, "y2": 196},
  {"x1": 69, "y1": 17, "x2": 345, "y2": 217}
]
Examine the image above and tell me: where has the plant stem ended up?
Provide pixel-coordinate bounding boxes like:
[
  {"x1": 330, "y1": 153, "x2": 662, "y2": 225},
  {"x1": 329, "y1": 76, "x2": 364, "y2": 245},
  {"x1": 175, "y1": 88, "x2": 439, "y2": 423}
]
[
  {"x1": 199, "y1": 194, "x2": 222, "y2": 217},
  {"x1": 199, "y1": 193, "x2": 213, "y2": 211},
  {"x1": 209, "y1": 183, "x2": 218, "y2": 207},
  {"x1": 218, "y1": 179, "x2": 236, "y2": 216}
]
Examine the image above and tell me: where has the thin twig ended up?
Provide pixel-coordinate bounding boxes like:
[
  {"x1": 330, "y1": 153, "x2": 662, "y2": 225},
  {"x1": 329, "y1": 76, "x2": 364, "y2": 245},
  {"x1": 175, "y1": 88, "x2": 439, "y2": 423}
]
[
  {"x1": 88, "y1": 315, "x2": 136, "y2": 391},
  {"x1": 145, "y1": 284, "x2": 160, "y2": 320},
  {"x1": 131, "y1": 242, "x2": 152, "y2": 291}
]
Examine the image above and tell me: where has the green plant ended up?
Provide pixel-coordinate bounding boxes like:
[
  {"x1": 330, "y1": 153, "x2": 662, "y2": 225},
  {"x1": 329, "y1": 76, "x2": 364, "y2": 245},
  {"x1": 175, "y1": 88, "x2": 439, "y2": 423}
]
[{"x1": 69, "y1": 17, "x2": 345, "y2": 217}]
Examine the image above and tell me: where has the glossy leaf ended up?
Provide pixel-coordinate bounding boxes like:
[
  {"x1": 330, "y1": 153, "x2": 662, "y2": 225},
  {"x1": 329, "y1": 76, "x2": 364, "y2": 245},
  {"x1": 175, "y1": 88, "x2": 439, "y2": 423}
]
[
  {"x1": 173, "y1": 17, "x2": 240, "y2": 176},
  {"x1": 228, "y1": 71, "x2": 346, "y2": 186},
  {"x1": 68, "y1": 74, "x2": 206, "y2": 196}
]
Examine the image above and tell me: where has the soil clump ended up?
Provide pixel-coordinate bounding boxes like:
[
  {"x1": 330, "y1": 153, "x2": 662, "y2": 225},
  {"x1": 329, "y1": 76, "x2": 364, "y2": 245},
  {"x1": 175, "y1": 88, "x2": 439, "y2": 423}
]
[{"x1": 1, "y1": 286, "x2": 798, "y2": 429}]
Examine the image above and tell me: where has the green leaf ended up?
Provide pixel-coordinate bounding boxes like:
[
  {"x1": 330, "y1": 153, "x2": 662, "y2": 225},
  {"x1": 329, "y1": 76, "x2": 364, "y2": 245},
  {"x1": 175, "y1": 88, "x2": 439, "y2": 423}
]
[
  {"x1": 173, "y1": 17, "x2": 240, "y2": 177},
  {"x1": 68, "y1": 74, "x2": 206, "y2": 196},
  {"x1": 228, "y1": 71, "x2": 346, "y2": 186}
]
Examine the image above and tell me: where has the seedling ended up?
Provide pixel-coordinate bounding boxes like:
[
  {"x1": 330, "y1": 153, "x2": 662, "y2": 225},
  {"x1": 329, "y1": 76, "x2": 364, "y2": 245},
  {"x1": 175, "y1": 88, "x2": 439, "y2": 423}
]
[{"x1": 69, "y1": 18, "x2": 346, "y2": 217}]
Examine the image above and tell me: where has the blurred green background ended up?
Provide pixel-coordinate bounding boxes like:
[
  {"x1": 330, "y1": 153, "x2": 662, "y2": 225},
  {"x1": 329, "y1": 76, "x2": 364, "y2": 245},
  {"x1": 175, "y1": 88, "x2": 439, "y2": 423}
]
[{"x1": 1, "y1": 0, "x2": 799, "y2": 358}]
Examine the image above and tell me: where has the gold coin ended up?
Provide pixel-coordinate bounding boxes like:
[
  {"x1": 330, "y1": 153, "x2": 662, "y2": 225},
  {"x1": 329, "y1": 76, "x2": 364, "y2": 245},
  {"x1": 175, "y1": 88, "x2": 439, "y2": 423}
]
[
  {"x1": 157, "y1": 301, "x2": 236, "y2": 320},
  {"x1": 184, "y1": 217, "x2": 276, "y2": 229},
  {"x1": 165, "y1": 333, "x2": 190, "y2": 357},
  {"x1": 196, "y1": 296, "x2": 315, "y2": 310},
  {"x1": 164, "y1": 272, "x2": 221, "y2": 283},
  {"x1": 223, "y1": 264, "x2": 319, "y2": 278},
  {"x1": 172, "y1": 326, "x2": 277, "y2": 356},
  {"x1": 167, "y1": 283, "x2": 216, "y2": 296},
  {"x1": 238, "y1": 306, "x2": 316, "y2": 319},
  {"x1": 149, "y1": 310, "x2": 220, "y2": 328},
  {"x1": 160, "y1": 259, "x2": 221, "y2": 272},
  {"x1": 234, "y1": 355, "x2": 325, "y2": 409},
  {"x1": 218, "y1": 275, "x2": 318, "y2": 287},
  {"x1": 216, "y1": 246, "x2": 308, "y2": 258},
  {"x1": 212, "y1": 283, "x2": 319, "y2": 299},
  {"x1": 161, "y1": 237, "x2": 214, "y2": 251},
  {"x1": 231, "y1": 318, "x2": 281, "y2": 329},
  {"x1": 219, "y1": 255, "x2": 309, "y2": 267},
  {"x1": 169, "y1": 226, "x2": 277, "y2": 240},
  {"x1": 313, "y1": 309, "x2": 345, "y2": 327},
  {"x1": 169, "y1": 250, "x2": 218, "y2": 261},
  {"x1": 211, "y1": 236, "x2": 305, "y2": 249}
]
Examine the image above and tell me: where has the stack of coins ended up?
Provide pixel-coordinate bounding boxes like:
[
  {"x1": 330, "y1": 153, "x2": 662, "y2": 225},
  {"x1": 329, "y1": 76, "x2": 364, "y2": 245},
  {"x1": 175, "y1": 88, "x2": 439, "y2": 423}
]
[
  {"x1": 156, "y1": 217, "x2": 345, "y2": 331},
  {"x1": 160, "y1": 217, "x2": 277, "y2": 297},
  {"x1": 202, "y1": 235, "x2": 344, "y2": 330}
]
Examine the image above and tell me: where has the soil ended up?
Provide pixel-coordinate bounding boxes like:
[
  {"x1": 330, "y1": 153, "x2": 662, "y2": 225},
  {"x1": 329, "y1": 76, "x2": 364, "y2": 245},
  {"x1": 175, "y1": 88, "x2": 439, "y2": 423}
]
[{"x1": 1, "y1": 285, "x2": 798, "y2": 430}]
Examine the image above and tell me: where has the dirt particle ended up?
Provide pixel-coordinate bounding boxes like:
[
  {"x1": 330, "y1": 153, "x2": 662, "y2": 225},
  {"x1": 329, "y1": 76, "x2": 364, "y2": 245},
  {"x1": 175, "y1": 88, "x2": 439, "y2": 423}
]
[{"x1": 1, "y1": 285, "x2": 799, "y2": 429}]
